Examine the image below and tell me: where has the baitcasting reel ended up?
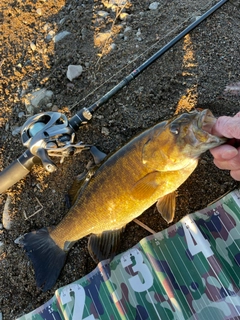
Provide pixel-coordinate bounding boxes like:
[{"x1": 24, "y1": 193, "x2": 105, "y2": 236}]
[{"x1": 21, "y1": 112, "x2": 91, "y2": 172}]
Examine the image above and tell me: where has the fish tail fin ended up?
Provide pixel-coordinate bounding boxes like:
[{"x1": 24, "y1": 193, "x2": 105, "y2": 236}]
[{"x1": 20, "y1": 227, "x2": 67, "y2": 291}]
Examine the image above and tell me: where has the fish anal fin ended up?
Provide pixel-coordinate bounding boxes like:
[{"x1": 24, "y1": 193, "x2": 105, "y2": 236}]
[
  {"x1": 131, "y1": 171, "x2": 163, "y2": 200},
  {"x1": 88, "y1": 227, "x2": 125, "y2": 263},
  {"x1": 156, "y1": 191, "x2": 176, "y2": 223}
]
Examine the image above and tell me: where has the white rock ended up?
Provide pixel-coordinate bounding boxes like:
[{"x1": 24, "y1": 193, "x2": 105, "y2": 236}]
[
  {"x1": 53, "y1": 31, "x2": 71, "y2": 43},
  {"x1": 11, "y1": 126, "x2": 22, "y2": 136},
  {"x1": 2, "y1": 196, "x2": 13, "y2": 230},
  {"x1": 136, "y1": 28, "x2": 141, "y2": 37},
  {"x1": 30, "y1": 42, "x2": 36, "y2": 51},
  {"x1": 31, "y1": 88, "x2": 53, "y2": 108},
  {"x1": 101, "y1": 127, "x2": 110, "y2": 135},
  {"x1": 119, "y1": 12, "x2": 130, "y2": 21},
  {"x1": 149, "y1": 2, "x2": 159, "y2": 10},
  {"x1": 124, "y1": 26, "x2": 132, "y2": 33},
  {"x1": 110, "y1": 43, "x2": 117, "y2": 50},
  {"x1": 67, "y1": 65, "x2": 83, "y2": 81},
  {"x1": 36, "y1": 8, "x2": 42, "y2": 15},
  {"x1": 18, "y1": 111, "x2": 25, "y2": 118},
  {"x1": 43, "y1": 23, "x2": 50, "y2": 32},
  {"x1": 46, "y1": 30, "x2": 55, "y2": 42},
  {"x1": 97, "y1": 11, "x2": 109, "y2": 18},
  {"x1": 24, "y1": 88, "x2": 53, "y2": 113},
  {"x1": 109, "y1": 0, "x2": 128, "y2": 5}
]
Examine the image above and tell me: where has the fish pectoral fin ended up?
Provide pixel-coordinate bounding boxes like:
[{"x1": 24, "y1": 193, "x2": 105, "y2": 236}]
[
  {"x1": 68, "y1": 167, "x2": 97, "y2": 206},
  {"x1": 90, "y1": 146, "x2": 107, "y2": 164},
  {"x1": 88, "y1": 227, "x2": 125, "y2": 263},
  {"x1": 156, "y1": 191, "x2": 176, "y2": 223},
  {"x1": 68, "y1": 170, "x2": 89, "y2": 205},
  {"x1": 131, "y1": 171, "x2": 162, "y2": 200}
]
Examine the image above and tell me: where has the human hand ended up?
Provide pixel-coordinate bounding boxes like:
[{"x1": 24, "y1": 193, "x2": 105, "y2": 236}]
[{"x1": 209, "y1": 112, "x2": 240, "y2": 180}]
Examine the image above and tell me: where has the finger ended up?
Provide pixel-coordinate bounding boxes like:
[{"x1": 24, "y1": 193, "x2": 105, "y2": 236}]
[
  {"x1": 230, "y1": 169, "x2": 240, "y2": 181},
  {"x1": 213, "y1": 154, "x2": 240, "y2": 171},
  {"x1": 211, "y1": 116, "x2": 240, "y2": 138},
  {"x1": 210, "y1": 144, "x2": 238, "y2": 160},
  {"x1": 234, "y1": 112, "x2": 240, "y2": 119}
]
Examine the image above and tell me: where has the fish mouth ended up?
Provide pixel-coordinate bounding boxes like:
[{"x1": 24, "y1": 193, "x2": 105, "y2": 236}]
[
  {"x1": 197, "y1": 109, "x2": 227, "y2": 145},
  {"x1": 198, "y1": 109, "x2": 217, "y2": 132}
]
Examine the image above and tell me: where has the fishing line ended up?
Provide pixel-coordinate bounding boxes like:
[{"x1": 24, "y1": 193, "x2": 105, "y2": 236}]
[{"x1": 69, "y1": 0, "x2": 223, "y2": 111}]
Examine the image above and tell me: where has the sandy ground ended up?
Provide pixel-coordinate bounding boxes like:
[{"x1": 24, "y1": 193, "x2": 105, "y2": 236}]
[{"x1": 0, "y1": 0, "x2": 240, "y2": 319}]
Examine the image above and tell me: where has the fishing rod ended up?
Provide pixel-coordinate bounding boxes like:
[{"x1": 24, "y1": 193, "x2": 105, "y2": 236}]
[{"x1": 0, "y1": 0, "x2": 228, "y2": 193}]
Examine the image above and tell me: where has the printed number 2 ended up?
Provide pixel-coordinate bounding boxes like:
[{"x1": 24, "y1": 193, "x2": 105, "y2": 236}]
[
  {"x1": 60, "y1": 284, "x2": 95, "y2": 320},
  {"x1": 121, "y1": 248, "x2": 153, "y2": 292},
  {"x1": 181, "y1": 216, "x2": 213, "y2": 258}
]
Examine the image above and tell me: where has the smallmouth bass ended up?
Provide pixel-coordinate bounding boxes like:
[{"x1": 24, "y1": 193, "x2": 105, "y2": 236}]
[{"x1": 20, "y1": 109, "x2": 226, "y2": 291}]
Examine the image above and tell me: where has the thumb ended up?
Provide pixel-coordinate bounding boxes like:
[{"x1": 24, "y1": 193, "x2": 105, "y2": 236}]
[{"x1": 211, "y1": 115, "x2": 240, "y2": 139}]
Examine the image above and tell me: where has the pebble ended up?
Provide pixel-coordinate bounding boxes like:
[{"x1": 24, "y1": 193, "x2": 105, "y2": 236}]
[
  {"x1": 0, "y1": 241, "x2": 4, "y2": 254},
  {"x1": 45, "y1": 30, "x2": 55, "y2": 42},
  {"x1": 18, "y1": 111, "x2": 25, "y2": 118},
  {"x1": 36, "y1": 8, "x2": 42, "y2": 15},
  {"x1": 11, "y1": 126, "x2": 22, "y2": 136},
  {"x1": 5, "y1": 122, "x2": 9, "y2": 131},
  {"x1": 101, "y1": 127, "x2": 110, "y2": 135},
  {"x1": 119, "y1": 13, "x2": 130, "y2": 21},
  {"x1": 97, "y1": 11, "x2": 109, "y2": 18},
  {"x1": 24, "y1": 88, "x2": 53, "y2": 114},
  {"x1": 53, "y1": 31, "x2": 71, "y2": 43},
  {"x1": 59, "y1": 18, "x2": 66, "y2": 25},
  {"x1": 110, "y1": 43, "x2": 117, "y2": 50},
  {"x1": 124, "y1": 26, "x2": 132, "y2": 33},
  {"x1": 149, "y1": 2, "x2": 159, "y2": 10},
  {"x1": 30, "y1": 42, "x2": 36, "y2": 51},
  {"x1": 67, "y1": 65, "x2": 83, "y2": 81},
  {"x1": 2, "y1": 196, "x2": 13, "y2": 230},
  {"x1": 52, "y1": 105, "x2": 58, "y2": 112},
  {"x1": 109, "y1": 0, "x2": 128, "y2": 5},
  {"x1": 136, "y1": 28, "x2": 142, "y2": 41},
  {"x1": 46, "y1": 103, "x2": 53, "y2": 108},
  {"x1": 43, "y1": 23, "x2": 51, "y2": 32}
]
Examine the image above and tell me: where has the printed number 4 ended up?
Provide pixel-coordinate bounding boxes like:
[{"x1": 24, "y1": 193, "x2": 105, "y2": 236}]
[
  {"x1": 60, "y1": 284, "x2": 95, "y2": 320},
  {"x1": 181, "y1": 216, "x2": 213, "y2": 258},
  {"x1": 121, "y1": 248, "x2": 153, "y2": 292}
]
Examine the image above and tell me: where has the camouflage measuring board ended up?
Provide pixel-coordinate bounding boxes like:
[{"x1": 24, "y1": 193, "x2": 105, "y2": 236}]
[{"x1": 16, "y1": 189, "x2": 240, "y2": 320}]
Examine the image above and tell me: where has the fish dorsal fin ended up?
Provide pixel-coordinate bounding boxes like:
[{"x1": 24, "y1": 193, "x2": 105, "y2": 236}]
[
  {"x1": 156, "y1": 191, "x2": 176, "y2": 223},
  {"x1": 131, "y1": 171, "x2": 163, "y2": 200},
  {"x1": 88, "y1": 227, "x2": 125, "y2": 263}
]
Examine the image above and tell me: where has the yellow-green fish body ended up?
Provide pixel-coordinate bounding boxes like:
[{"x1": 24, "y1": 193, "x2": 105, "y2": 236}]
[{"x1": 21, "y1": 109, "x2": 226, "y2": 291}]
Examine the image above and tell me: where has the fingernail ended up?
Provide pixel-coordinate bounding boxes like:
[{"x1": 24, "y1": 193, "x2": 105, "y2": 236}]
[{"x1": 222, "y1": 148, "x2": 238, "y2": 159}]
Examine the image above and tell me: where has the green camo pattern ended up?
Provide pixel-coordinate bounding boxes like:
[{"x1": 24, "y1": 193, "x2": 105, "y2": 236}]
[{"x1": 16, "y1": 189, "x2": 240, "y2": 320}]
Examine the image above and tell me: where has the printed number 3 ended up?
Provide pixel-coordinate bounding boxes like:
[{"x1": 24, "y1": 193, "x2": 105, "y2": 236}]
[
  {"x1": 121, "y1": 248, "x2": 153, "y2": 292},
  {"x1": 60, "y1": 284, "x2": 95, "y2": 320}
]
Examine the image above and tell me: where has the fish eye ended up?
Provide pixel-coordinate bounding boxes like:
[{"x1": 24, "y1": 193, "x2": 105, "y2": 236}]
[{"x1": 170, "y1": 123, "x2": 179, "y2": 135}]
